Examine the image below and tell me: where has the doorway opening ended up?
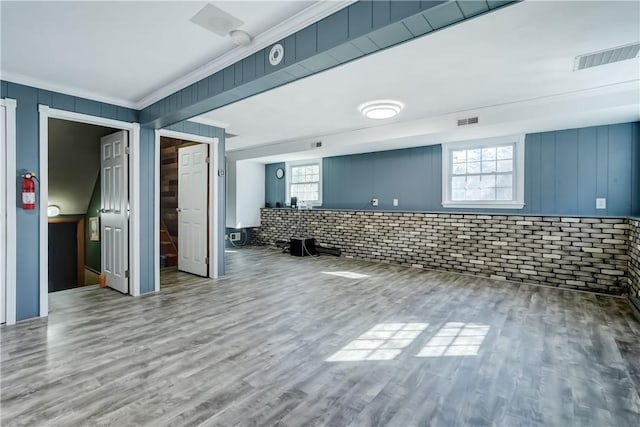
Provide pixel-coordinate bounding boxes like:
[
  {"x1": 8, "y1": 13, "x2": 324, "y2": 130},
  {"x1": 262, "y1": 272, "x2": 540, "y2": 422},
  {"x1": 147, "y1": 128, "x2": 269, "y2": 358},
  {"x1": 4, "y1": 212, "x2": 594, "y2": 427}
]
[
  {"x1": 154, "y1": 129, "x2": 219, "y2": 292},
  {"x1": 39, "y1": 106, "x2": 141, "y2": 317},
  {"x1": 160, "y1": 136, "x2": 209, "y2": 277},
  {"x1": 47, "y1": 118, "x2": 120, "y2": 294}
]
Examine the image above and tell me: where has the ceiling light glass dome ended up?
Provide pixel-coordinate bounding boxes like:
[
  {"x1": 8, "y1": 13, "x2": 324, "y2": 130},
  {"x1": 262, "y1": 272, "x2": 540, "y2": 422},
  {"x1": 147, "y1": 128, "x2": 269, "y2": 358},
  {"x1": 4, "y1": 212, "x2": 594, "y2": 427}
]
[{"x1": 359, "y1": 100, "x2": 404, "y2": 119}]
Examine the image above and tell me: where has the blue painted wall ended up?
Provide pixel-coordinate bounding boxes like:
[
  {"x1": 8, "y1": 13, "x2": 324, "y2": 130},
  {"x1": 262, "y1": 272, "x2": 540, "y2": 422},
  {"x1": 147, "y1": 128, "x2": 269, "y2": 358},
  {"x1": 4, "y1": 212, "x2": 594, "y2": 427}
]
[
  {"x1": 632, "y1": 122, "x2": 640, "y2": 217},
  {"x1": 1, "y1": 81, "x2": 227, "y2": 319},
  {"x1": 1, "y1": 81, "x2": 139, "y2": 320},
  {"x1": 265, "y1": 162, "x2": 286, "y2": 207},
  {"x1": 266, "y1": 122, "x2": 640, "y2": 217}
]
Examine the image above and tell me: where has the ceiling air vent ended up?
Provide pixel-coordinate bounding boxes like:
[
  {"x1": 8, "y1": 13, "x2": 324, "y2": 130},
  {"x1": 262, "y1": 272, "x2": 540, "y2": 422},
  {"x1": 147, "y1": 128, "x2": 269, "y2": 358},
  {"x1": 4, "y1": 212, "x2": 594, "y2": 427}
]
[
  {"x1": 310, "y1": 141, "x2": 322, "y2": 148},
  {"x1": 574, "y1": 42, "x2": 640, "y2": 71},
  {"x1": 457, "y1": 116, "x2": 479, "y2": 126},
  {"x1": 190, "y1": 4, "x2": 244, "y2": 37}
]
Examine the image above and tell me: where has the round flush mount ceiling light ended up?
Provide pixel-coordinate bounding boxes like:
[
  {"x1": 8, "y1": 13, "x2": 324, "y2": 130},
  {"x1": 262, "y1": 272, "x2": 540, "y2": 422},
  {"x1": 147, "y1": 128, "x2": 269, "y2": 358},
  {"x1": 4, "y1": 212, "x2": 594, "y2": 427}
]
[
  {"x1": 229, "y1": 29, "x2": 252, "y2": 46},
  {"x1": 47, "y1": 205, "x2": 60, "y2": 217},
  {"x1": 359, "y1": 100, "x2": 404, "y2": 120}
]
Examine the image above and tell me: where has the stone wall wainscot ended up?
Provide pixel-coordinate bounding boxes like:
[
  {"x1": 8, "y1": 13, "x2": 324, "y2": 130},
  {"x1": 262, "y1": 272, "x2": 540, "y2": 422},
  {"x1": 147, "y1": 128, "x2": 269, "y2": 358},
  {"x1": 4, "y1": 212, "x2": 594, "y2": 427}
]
[
  {"x1": 629, "y1": 219, "x2": 640, "y2": 301},
  {"x1": 255, "y1": 209, "x2": 630, "y2": 295}
]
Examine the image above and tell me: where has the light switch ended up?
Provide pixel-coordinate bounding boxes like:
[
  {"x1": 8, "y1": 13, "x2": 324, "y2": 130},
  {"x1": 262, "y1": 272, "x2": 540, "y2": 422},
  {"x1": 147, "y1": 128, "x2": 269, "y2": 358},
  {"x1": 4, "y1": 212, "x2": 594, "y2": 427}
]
[
  {"x1": 393, "y1": 198, "x2": 399, "y2": 206},
  {"x1": 596, "y1": 198, "x2": 606, "y2": 209}
]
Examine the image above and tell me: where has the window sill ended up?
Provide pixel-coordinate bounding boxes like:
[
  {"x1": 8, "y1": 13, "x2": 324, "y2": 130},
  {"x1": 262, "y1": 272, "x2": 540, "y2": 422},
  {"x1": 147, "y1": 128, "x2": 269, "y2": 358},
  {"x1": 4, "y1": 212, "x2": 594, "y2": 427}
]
[
  {"x1": 285, "y1": 203, "x2": 323, "y2": 208},
  {"x1": 441, "y1": 202, "x2": 525, "y2": 209}
]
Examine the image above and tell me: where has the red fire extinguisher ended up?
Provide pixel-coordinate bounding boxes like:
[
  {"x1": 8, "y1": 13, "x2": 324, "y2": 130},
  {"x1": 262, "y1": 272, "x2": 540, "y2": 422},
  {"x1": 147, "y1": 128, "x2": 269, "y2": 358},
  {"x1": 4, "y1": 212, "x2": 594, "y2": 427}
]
[{"x1": 22, "y1": 173, "x2": 36, "y2": 210}]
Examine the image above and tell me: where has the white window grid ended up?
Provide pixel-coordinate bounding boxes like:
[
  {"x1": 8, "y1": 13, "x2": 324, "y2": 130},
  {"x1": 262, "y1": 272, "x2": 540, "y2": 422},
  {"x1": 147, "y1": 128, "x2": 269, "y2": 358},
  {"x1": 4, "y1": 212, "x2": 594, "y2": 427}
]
[
  {"x1": 449, "y1": 143, "x2": 515, "y2": 202},
  {"x1": 286, "y1": 159, "x2": 323, "y2": 206},
  {"x1": 290, "y1": 164, "x2": 320, "y2": 202},
  {"x1": 441, "y1": 135, "x2": 525, "y2": 209}
]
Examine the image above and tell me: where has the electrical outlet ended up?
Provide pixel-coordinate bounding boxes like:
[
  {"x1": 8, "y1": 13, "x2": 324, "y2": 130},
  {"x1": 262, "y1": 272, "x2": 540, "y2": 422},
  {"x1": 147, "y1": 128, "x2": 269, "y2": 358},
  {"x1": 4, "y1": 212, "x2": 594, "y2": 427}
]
[
  {"x1": 596, "y1": 198, "x2": 606, "y2": 209},
  {"x1": 371, "y1": 198, "x2": 379, "y2": 207},
  {"x1": 230, "y1": 232, "x2": 241, "y2": 241},
  {"x1": 393, "y1": 198, "x2": 399, "y2": 206}
]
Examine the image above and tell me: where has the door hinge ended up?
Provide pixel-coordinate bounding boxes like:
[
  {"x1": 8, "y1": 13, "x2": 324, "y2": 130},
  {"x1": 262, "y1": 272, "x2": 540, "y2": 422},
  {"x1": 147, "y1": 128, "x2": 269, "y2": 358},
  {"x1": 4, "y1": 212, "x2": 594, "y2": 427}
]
[
  {"x1": 205, "y1": 257, "x2": 209, "y2": 265},
  {"x1": 125, "y1": 146, "x2": 130, "y2": 155},
  {"x1": 206, "y1": 156, "x2": 210, "y2": 164},
  {"x1": 125, "y1": 270, "x2": 129, "y2": 278}
]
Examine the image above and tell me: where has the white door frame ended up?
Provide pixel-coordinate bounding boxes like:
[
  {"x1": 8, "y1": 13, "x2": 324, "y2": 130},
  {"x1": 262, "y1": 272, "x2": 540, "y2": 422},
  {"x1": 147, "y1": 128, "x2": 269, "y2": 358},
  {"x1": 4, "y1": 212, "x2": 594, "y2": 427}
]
[
  {"x1": 154, "y1": 129, "x2": 219, "y2": 292},
  {"x1": 38, "y1": 105, "x2": 141, "y2": 317},
  {"x1": 1, "y1": 98, "x2": 17, "y2": 325}
]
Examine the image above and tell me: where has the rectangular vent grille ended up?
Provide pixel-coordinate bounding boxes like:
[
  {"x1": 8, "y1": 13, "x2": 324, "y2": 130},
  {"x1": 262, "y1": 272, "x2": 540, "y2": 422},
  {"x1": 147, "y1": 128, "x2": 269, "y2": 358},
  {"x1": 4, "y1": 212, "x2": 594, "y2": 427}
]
[
  {"x1": 457, "y1": 117, "x2": 479, "y2": 126},
  {"x1": 575, "y1": 43, "x2": 640, "y2": 71},
  {"x1": 310, "y1": 141, "x2": 322, "y2": 148}
]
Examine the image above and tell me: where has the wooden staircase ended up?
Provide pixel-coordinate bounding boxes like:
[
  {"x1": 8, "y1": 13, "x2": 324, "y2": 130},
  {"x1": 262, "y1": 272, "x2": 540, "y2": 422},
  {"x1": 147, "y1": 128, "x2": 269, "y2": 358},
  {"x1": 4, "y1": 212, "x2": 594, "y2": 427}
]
[{"x1": 160, "y1": 220, "x2": 178, "y2": 267}]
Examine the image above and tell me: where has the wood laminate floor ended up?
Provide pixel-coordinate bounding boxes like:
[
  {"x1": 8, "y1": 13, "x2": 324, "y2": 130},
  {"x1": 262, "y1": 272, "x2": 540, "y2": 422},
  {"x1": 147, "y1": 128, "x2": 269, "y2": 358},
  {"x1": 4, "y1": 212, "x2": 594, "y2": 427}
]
[{"x1": 2, "y1": 247, "x2": 640, "y2": 427}]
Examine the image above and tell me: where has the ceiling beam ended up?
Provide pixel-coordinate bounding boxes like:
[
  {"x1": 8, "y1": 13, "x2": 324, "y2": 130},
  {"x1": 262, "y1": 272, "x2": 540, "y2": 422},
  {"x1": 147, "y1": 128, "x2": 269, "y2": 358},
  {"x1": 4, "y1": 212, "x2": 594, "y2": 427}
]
[{"x1": 140, "y1": 0, "x2": 519, "y2": 129}]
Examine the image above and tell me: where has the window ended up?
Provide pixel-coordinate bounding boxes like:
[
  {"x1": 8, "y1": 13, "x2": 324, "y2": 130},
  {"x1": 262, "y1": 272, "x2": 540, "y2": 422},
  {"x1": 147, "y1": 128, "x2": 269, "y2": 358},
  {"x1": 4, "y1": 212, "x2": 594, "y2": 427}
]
[
  {"x1": 286, "y1": 159, "x2": 322, "y2": 206},
  {"x1": 442, "y1": 135, "x2": 525, "y2": 209}
]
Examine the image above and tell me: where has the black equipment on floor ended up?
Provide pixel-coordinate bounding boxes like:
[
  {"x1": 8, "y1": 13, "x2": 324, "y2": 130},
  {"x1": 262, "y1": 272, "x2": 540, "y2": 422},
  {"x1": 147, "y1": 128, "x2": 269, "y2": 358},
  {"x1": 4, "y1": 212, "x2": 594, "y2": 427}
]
[{"x1": 290, "y1": 237, "x2": 316, "y2": 256}]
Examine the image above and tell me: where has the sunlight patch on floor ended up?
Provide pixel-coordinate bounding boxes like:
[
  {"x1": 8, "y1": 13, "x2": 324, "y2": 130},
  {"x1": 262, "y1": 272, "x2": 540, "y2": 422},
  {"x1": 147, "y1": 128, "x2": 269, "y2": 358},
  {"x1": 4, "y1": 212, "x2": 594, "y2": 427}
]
[
  {"x1": 416, "y1": 322, "x2": 489, "y2": 357},
  {"x1": 322, "y1": 271, "x2": 370, "y2": 279},
  {"x1": 327, "y1": 323, "x2": 428, "y2": 362}
]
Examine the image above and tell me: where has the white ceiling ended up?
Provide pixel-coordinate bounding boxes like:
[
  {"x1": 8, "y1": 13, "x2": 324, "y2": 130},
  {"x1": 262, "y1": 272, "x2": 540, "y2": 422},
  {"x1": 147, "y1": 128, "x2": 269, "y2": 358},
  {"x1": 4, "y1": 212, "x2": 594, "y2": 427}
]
[
  {"x1": 1, "y1": 0, "x2": 341, "y2": 108},
  {"x1": 192, "y1": 1, "x2": 640, "y2": 163}
]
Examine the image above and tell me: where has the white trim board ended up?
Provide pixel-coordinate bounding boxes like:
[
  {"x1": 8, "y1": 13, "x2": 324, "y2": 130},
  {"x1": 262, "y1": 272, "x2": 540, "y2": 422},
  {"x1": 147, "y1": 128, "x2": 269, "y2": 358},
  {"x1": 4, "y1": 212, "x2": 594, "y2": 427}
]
[
  {"x1": 38, "y1": 106, "x2": 141, "y2": 318},
  {"x1": 1, "y1": 98, "x2": 17, "y2": 325},
  {"x1": 155, "y1": 129, "x2": 219, "y2": 293},
  {"x1": 1, "y1": 71, "x2": 138, "y2": 110}
]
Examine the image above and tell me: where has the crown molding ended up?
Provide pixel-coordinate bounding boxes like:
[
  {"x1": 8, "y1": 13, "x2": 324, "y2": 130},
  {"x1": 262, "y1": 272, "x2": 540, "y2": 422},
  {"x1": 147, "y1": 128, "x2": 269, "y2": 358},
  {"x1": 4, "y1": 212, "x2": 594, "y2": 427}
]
[
  {"x1": 0, "y1": 70, "x2": 137, "y2": 109},
  {"x1": 135, "y1": 0, "x2": 356, "y2": 110},
  {"x1": 2, "y1": 1, "x2": 355, "y2": 114}
]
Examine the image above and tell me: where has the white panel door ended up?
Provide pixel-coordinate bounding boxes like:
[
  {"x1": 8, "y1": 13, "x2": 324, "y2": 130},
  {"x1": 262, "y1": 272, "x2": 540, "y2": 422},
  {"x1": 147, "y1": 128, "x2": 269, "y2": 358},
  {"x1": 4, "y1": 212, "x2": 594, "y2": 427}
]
[
  {"x1": 0, "y1": 105, "x2": 6, "y2": 323},
  {"x1": 178, "y1": 144, "x2": 208, "y2": 276},
  {"x1": 101, "y1": 131, "x2": 129, "y2": 293}
]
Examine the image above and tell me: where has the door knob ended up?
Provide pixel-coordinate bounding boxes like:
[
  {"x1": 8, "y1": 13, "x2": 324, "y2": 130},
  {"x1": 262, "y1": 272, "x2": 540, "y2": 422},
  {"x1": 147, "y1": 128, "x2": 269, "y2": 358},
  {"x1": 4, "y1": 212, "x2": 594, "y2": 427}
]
[{"x1": 176, "y1": 207, "x2": 181, "y2": 212}]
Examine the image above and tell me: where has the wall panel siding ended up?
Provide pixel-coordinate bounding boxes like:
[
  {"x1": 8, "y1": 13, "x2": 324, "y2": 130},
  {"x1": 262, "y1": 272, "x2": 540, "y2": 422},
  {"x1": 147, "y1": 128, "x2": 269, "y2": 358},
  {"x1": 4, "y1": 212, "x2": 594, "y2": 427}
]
[
  {"x1": 577, "y1": 127, "x2": 597, "y2": 216},
  {"x1": 266, "y1": 122, "x2": 639, "y2": 217},
  {"x1": 633, "y1": 123, "x2": 640, "y2": 217},
  {"x1": 539, "y1": 132, "x2": 556, "y2": 213},
  {"x1": 2, "y1": 80, "x2": 139, "y2": 320},
  {"x1": 8, "y1": 83, "x2": 40, "y2": 319},
  {"x1": 265, "y1": 163, "x2": 286, "y2": 207},
  {"x1": 554, "y1": 129, "x2": 578, "y2": 214},
  {"x1": 608, "y1": 123, "x2": 633, "y2": 216},
  {"x1": 140, "y1": 127, "x2": 155, "y2": 293}
]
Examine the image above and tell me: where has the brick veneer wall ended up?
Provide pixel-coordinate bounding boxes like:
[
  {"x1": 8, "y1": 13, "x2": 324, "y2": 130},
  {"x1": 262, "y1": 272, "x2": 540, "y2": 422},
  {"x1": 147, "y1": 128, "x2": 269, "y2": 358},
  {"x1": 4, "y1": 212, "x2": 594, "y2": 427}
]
[
  {"x1": 255, "y1": 209, "x2": 630, "y2": 295},
  {"x1": 629, "y1": 219, "x2": 640, "y2": 300}
]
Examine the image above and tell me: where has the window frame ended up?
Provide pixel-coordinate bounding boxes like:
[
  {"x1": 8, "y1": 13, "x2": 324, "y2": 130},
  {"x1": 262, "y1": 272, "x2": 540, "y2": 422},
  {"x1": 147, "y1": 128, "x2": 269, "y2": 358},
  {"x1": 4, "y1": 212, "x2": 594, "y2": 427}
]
[
  {"x1": 441, "y1": 135, "x2": 525, "y2": 209},
  {"x1": 285, "y1": 158, "x2": 323, "y2": 207}
]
